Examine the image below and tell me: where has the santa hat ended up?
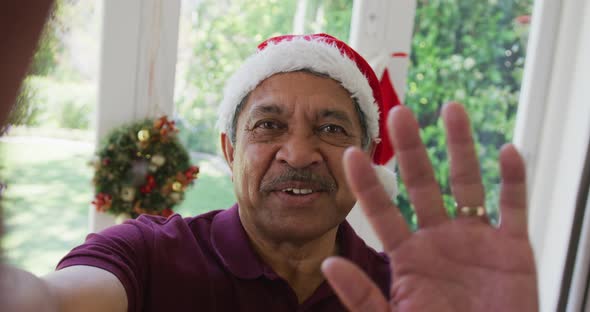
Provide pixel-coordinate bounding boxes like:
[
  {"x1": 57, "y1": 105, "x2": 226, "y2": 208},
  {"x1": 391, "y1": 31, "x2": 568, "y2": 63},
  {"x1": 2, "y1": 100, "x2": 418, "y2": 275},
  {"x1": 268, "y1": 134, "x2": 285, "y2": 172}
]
[{"x1": 217, "y1": 33, "x2": 401, "y2": 198}]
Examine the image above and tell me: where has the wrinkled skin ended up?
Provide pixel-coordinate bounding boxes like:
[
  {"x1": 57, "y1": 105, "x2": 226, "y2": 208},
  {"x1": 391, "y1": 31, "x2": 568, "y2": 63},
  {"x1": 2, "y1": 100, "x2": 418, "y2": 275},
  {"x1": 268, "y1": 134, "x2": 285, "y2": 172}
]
[
  {"x1": 322, "y1": 103, "x2": 538, "y2": 311},
  {"x1": 222, "y1": 71, "x2": 366, "y2": 245}
]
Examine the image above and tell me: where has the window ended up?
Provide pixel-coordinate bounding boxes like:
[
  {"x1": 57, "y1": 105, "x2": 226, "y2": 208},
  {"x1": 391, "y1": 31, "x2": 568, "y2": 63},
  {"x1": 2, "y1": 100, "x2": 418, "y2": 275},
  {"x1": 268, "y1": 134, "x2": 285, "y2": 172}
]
[
  {"x1": 396, "y1": 0, "x2": 534, "y2": 226},
  {"x1": 173, "y1": 0, "x2": 354, "y2": 216},
  {"x1": 1, "y1": 0, "x2": 102, "y2": 275}
]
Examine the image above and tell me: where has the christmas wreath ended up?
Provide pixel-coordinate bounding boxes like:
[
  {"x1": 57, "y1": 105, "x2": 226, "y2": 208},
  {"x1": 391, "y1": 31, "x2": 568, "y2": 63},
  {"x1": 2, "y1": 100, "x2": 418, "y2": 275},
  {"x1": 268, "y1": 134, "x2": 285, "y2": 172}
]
[{"x1": 92, "y1": 116, "x2": 199, "y2": 218}]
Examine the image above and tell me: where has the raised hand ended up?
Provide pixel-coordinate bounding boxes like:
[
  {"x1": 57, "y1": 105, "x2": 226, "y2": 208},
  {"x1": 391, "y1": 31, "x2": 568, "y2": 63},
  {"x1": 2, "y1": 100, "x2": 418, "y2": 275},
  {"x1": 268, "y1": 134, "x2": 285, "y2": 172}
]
[{"x1": 322, "y1": 103, "x2": 538, "y2": 311}]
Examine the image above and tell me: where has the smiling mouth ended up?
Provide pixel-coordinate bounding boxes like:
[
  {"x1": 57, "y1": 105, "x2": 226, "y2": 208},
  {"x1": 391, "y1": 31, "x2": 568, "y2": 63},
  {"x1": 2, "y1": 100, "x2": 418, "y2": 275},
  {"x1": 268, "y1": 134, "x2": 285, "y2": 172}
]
[
  {"x1": 281, "y1": 188, "x2": 314, "y2": 195},
  {"x1": 273, "y1": 187, "x2": 323, "y2": 205}
]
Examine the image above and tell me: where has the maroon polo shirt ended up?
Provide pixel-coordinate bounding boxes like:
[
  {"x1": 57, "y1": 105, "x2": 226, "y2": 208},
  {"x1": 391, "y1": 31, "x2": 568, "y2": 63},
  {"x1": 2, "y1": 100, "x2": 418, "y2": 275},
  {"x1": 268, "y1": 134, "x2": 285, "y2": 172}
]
[{"x1": 57, "y1": 205, "x2": 390, "y2": 311}]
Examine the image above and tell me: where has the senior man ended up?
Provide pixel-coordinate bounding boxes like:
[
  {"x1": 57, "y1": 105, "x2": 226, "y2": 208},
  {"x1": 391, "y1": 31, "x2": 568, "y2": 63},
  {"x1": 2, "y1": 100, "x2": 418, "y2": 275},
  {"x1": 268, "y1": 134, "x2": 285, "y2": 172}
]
[{"x1": 1, "y1": 7, "x2": 538, "y2": 310}]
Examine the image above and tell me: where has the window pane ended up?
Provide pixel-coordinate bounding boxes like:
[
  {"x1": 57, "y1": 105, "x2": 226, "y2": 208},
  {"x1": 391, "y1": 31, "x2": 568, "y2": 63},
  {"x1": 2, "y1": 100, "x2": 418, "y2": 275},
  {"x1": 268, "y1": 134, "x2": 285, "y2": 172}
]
[
  {"x1": 174, "y1": 0, "x2": 353, "y2": 217},
  {"x1": 396, "y1": 0, "x2": 534, "y2": 226},
  {"x1": 1, "y1": 0, "x2": 102, "y2": 275}
]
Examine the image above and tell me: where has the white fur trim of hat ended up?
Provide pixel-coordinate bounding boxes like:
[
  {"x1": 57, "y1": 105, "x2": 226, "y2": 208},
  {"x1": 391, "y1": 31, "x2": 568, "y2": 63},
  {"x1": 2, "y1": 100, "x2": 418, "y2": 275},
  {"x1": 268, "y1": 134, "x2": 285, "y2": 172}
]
[{"x1": 216, "y1": 36, "x2": 380, "y2": 140}]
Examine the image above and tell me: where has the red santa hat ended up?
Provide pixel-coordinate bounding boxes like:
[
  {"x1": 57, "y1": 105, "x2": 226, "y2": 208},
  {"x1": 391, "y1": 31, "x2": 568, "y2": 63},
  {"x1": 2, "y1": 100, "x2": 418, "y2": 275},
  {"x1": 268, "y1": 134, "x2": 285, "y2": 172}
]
[{"x1": 218, "y1": 33, "x2": 401, "y2": 197}]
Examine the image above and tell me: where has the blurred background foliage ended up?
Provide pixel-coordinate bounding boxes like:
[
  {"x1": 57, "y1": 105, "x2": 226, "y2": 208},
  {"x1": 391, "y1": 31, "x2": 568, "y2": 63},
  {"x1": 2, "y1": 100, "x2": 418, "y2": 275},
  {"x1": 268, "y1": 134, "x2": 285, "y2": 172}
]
[
  {"x1": 8, "y1": 0, "x2": 99, "y2": 132},
  {"x1": 398, "y1": 0, "x2": 533, "y2": 226},
  {"x1": 174, "y1": 0, "x2": 353, "y2": 154}
]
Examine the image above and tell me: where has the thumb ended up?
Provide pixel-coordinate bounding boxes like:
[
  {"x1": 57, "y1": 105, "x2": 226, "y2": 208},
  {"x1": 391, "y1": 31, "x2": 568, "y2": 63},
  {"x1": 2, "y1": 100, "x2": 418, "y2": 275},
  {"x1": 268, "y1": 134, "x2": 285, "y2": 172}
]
[{"x1": 322, "y1": 257, "x2": 392, "y2": 312}]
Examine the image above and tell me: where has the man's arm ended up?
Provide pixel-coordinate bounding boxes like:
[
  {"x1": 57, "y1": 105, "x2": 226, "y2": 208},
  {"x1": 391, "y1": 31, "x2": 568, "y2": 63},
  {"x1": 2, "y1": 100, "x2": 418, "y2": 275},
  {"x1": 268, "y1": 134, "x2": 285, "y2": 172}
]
[
  {"x1": 44, "y1": 266, "x2": 128, "y2": 312},
  {"x1": 1, "y1": 265, "x2": 127, "y2": 312},
  {"x1": 1, "y1": 265, "x2": 57, "y2": 312}
]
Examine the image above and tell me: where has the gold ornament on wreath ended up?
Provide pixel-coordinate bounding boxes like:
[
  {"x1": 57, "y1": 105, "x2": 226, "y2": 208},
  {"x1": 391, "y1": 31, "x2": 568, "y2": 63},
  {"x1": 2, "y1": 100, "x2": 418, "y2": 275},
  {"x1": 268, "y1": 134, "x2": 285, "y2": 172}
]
[{"x1": 91, "y1": 116, "x2": 199, "y2": 218}]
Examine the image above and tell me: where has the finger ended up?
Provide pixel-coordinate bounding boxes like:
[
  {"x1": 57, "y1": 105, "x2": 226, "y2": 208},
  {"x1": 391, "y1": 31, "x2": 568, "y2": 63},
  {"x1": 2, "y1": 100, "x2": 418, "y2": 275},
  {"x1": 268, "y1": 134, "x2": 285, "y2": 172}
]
[
  {"x1": 389, "y1": 106, "x2": 448, "y2": 227},
  {"x1": 344, "y1": 147, "x2": 411, "y2": 251},
  {"x1": 321, "y1": 257, "x2": 391, "y2": 312},
  {"x1": 442, "y1": 103, "x2": 486, "y2": 209},
  {"x1": 498, "y1": 144, "x2": 529, "y2": 237}
]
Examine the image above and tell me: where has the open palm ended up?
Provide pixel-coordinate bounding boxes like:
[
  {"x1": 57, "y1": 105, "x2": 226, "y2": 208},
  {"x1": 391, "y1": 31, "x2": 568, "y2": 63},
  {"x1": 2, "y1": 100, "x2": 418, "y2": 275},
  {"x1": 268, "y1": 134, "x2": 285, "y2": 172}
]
[{"x1": 322, "y1": 103, "x2": 538, "y2": 311}]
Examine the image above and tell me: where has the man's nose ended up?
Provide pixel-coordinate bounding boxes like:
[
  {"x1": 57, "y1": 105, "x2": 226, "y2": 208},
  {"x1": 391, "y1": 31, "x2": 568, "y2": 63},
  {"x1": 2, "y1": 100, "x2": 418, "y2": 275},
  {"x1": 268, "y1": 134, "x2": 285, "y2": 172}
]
[{"x1": 275, "y1": 132, "x2": 323, "y2": 168}]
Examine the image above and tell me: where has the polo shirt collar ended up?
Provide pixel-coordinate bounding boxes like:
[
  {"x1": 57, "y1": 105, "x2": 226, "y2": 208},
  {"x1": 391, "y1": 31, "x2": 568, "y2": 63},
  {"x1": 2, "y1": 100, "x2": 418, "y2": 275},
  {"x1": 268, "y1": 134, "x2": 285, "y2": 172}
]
[
  {"x1": 210, "y1": 204, "x2": 373, "y2": 280},
  {"x1": 210, "y1": 204, "x2": 265, "y2": 279}
]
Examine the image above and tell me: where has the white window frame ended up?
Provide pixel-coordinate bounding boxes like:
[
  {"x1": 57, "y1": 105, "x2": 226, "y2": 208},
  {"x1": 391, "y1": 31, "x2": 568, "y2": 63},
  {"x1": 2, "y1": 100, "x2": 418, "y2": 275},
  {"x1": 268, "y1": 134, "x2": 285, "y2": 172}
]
[
  {"x1": 91, "y1": 0, "x2": 181, "y2": 231},
  {"x1": 346, "y1": 0, "x2": 416, "y2": 251},
  {"x1": 514, "y1": 0, "x2": 590, "y2": 310}
]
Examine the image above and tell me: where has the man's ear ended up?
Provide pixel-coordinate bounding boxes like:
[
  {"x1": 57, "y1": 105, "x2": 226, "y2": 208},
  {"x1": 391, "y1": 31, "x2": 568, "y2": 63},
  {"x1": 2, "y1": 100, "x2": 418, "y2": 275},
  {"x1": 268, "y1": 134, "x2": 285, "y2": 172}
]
[{"x1": 221, "y1": 132, "x2": 235, "y2": 171}]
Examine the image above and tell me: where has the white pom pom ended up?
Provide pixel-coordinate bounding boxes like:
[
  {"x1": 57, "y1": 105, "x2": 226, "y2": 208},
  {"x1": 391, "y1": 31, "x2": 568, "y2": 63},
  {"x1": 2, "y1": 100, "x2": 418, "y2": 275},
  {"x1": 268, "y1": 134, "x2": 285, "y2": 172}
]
[{"x1": 373, "y1": 165, "x2": 398, "y2": 199}]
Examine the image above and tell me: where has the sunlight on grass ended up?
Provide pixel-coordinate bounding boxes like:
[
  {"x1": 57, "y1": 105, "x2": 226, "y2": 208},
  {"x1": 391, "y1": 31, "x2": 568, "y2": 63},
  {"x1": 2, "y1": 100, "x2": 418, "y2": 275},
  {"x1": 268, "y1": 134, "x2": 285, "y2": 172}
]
[
  {"x1": 175, "y1": 159, "x2": 236, "y2": 217},
  {"x1": 199, "y1": 161, "x2": 227, "y2": 178},
  {"x1": 0, "y1": 137, "x2": 235, "y2": 276}
]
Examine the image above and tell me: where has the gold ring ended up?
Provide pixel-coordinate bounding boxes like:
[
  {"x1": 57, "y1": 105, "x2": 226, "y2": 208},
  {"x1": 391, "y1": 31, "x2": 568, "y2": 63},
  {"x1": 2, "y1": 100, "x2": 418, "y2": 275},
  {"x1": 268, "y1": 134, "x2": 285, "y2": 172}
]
[{"x1": 457, "y1": 206, "x2": 486, "y2": 218}]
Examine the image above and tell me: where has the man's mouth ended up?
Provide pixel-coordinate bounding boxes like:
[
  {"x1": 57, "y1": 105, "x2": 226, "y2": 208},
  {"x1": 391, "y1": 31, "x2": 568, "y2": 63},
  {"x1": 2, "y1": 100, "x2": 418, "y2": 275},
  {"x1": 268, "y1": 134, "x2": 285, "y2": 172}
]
[
  {"x1": 272, "y1": 184, "x2": 323, "y2": 206},
  {"x1": 259, "y1": 169, "x2": 337, "y2": 200},
  {"x1": 281, "y1": 188, "x2": 314, "y2": 195}
]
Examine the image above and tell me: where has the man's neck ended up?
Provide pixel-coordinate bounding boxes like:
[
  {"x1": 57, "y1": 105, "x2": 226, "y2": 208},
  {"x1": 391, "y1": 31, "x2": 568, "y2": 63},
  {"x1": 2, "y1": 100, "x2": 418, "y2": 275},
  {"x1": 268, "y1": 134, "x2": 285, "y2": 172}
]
[{"x1": 245, "y1": 226, "x2": 340, "y2": 304}]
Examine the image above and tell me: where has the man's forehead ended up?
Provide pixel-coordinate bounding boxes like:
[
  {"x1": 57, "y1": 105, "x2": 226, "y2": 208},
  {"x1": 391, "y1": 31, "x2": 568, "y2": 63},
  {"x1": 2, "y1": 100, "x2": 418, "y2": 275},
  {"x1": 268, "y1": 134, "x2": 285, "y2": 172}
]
[
  {"x1": 245, "y1": 72, "x2": 355, "y2": 110},
  {"x1": 247, "y1": 102, "x2": 355, "y2": 121}
]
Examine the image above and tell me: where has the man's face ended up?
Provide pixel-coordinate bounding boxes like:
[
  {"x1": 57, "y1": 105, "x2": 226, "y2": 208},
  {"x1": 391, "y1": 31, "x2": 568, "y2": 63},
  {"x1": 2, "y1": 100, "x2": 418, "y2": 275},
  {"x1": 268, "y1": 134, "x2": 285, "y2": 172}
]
[{"x1": 222, "y1": 71, "x2": 366, "y2": 243}]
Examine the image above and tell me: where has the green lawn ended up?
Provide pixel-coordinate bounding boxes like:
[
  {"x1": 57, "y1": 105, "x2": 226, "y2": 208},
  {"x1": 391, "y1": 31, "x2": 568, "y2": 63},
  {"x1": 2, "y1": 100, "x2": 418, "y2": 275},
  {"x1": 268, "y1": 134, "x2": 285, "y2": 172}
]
[{"x1": 0, "y1": 137, "x2": 235, "y2": 276}]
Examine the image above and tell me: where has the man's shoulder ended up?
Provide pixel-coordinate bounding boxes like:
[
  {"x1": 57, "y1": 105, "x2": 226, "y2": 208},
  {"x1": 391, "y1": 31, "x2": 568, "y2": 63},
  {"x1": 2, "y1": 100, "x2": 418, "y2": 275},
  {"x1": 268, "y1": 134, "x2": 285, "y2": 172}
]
[
  {"x1": 80, "y1": 209, "x2": 230, "y2": 251},
  {"x1": 133, "y1": 209, "x2": 224, "y2": 227},
  {"x1": 118, "y1": 208, "x2": 227, "y2": 240},
  {"x1": 60, "y1": 208, "x2": 233, "y2": 273}
]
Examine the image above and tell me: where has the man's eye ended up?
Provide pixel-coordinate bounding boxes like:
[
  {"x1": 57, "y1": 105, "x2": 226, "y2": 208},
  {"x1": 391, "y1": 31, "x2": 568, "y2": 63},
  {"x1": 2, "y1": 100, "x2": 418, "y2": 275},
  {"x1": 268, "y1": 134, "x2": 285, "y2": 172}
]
[
  {"x1": 255, "y1": 120, "x2": 282, "y2": 130},
  {"x1": 319, "y1": 124, "x2": 346, "y2": 134}
]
